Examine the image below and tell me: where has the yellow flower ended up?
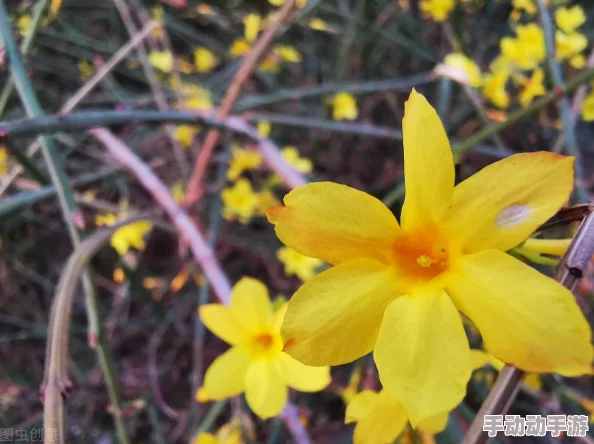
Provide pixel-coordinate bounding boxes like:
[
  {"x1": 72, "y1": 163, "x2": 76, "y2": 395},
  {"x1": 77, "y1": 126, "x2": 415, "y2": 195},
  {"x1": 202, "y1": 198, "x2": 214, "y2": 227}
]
[
  {"x1": 273, "y1": 45, "x2": 302, "y2": 63},
  {"x1": 259, "y1": 54, "x2": 280, "y2": 73},
  {"x1": 194, "y1": 47, "x2": 218, "y2": 73},
  {"x1": 332, "y1": 92, "x2": 358, "y2": 121},
  {"x1": 282, "y1": 147, "x2": 313, "y2": 174},
  {"x1": 0, "y1": 148, "x2": 8, "y2": 175},
  {"x1": 149, "y1": 51, "x2": 174, "y2": 73},
  {"x1": 308, "y1": 18, "x2": 329, "y2": 31},
  {"x1": 199, "y1": 278, "x2": 330, "y2": 418},
  {"x1": 257, "y1": 121, "x2": 271, "y2": 137},
  {"x1": 420, "y1": 0, "x2": 455, "y2": 22},
  {"x1": 96, "y1": 213, "x2": 152, "y2": 256},
  {"x1": 197, "y1": 3, "x2": 214, "y2": 15},
  {"x1": 171, "y1": 182, "x2": 186, "y2": 204},
  {"x1": 174, "y1": 125, "x2": 198, "y2": 149},
  {"x1": 482, "y1": 70, "x2": 510, "y2": 108},
  {"x1": 176, "y1": 84, "x2": 212, "y2": 110},
  {"x1": 227, "y1": 147, "x2": 263, "y2": 181},
  {"x1": 512, "y1": 0, "x2": 536, "y2": 15},
  {"x1": 222, "y1": 179, "x2": 261, "y2": 223},
  {"x1": 500, "y1": 23, "x2": 545, "y2": 70},
  {"x1": 78, "y1": 60, "x2": 94, "y2": 81},
  {"x1": 269, "y1": 0, "x2": 307, "y2": 6},
  {"x1": 556, "y1": 5, "x2": 585, "y2": 33},
  {"x1": 443, "y1": 53, "x2": 483, "y2": 87},
  {"x1": 581, "y1": 91, "x2": 594, "y2": 121},
  {"x1": 266, "y1": 89, "x2": 592, "y2": 425},
  {"x1": 243, "y1": 14, "x2": 261, "y2": 43},
  {"x1": 346, "y1": 389, "x2": 447, "y2": 444},
  {"x1": 17, "y1": 15, "x2": 30, "y2": 37},
  {"x1": 277, "y1": 247, "x2": 323, "y2": 281},
  {"x1": 555, "y1": 31, "x2": 587, "y2": 62},
  {"x1": 518, "y1": 68, "x2": 546, "y2": 108},
  {"x1": 570, "y1": 54, "x2": 586, "y2": 69},
  {"x1": 191, "y1": 423, "x2": 243, "y2": 444},
  {"x1": 229, "y1": 39, "x2": 251, "y2": 57}
]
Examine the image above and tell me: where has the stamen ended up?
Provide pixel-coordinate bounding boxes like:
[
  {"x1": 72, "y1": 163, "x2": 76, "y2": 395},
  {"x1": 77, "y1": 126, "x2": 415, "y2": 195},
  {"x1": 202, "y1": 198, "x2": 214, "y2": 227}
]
[{"x1": 417, "y1": 254, "x2": 434, "y2": 268}]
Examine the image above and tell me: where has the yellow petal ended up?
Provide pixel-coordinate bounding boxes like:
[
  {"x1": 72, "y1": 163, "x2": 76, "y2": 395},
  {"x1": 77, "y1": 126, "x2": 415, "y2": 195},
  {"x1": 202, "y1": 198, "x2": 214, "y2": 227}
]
[
  {"x1": 374, "y1": 292, "x2": 471, "y2": 425},
  {"x1": 203, "y1": 347, "x2": 251, "y2": 399},
  {"x1": 245, "y1": 360, "x2": 287, "y2": 418},
  {"x1": 276, "y1": 353, "x2": 331, "y2": 392},
  {"x1": 200, "y1": 304, "x2": 249, "y2": 345},
  {"x1": 345, "y1": 390, "x2": 379, "y2": 423},
  {"x1": 229, "y1": 278, "x2": 273, "y2": 333},
  {"x1": 281, "y1": 259, "x2": 401, "y2": 366},
  {"x1": 470, "y1": 349, "x2": 491, "y2": 370},
  {"x1": 353, "y1": 392, "x2": 408, "y2": 444},
  {"x1": 267, "y1": 182, "x2": 400, "y2": 265},
  {"x1": 417, "y1": 412, "x2": 450, "y2": 434},
  {"x1": 193, "y1": 433, "x2": 217, "y2": 444},
  {"x1": 401, "y1": 89, "x2": 454, "y2": 231},
  {"x1": 444, "y1": 152, "x2": 574, "y2": 253},
  {"x1": 448, "y1": 250, "x2": 592, "y2": 375}
]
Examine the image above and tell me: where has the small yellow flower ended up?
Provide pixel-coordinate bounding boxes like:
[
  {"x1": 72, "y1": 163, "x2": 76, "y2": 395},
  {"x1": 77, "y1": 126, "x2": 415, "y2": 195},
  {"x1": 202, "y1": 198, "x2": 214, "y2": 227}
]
[
  {"x1": 556, "y1": 5, "x2": 585, "y2": 33},
  {"x1": 227, "y1": 147, "x2": 263, "y2": 181},
  {"x1": 0, "y1": 148, "x2": 8, "y2": 175},
  {"x1": 570, "y1": 54, "x2": 586, "y2": 69},
  {"x1": 268, "y1": 0, "x2": 307, "y2": 6},
  {"x1": 277, "y1": 247, "x2": 323, "y2": 281},
  {"x1": 267, "y1": 89, "x2": 591, "y2": 425},
  {"x1": 171, "y1": 182, "x2": 186, "y2": 203},
  {"x1": 273, "y1": 45, "x2": 302, "y2": 63},
  {"x1": 500, "y1": 23, "x2": 545, "y2": 70},
  {"x1": 518, "y1": 68, "x2": 546, "y2": 108},
  {"x1": 229, "y1": 39, "x2": 251, "y2": 57},
  {"x1": 308, "y1": 18, "x2": 329, "y2": 31},
  {"x1": 420, "y1": 0, "x2": 455, "y2": 22},
  {"x1": 149, "y1": 51, "x2": 174, "y2": 73},
  {"x1": 443, "y1": 53, "x2": 483, "y2": 87},
  {"x1": 17, "y1": 14, "x2": 30, "y2": 37},
  {"x1": 331, "y1": 92, "x2": 358, "y2": 121},
  {"x1": 257, "y1": 121, "x2": 271, "y2": 137},
  {"x1": 96, "y1": 213, "x2": 152, "y2": 256},
  {"x1": 113, "y1": 267, "x2": 125, "y2": 284},
  {"x1": 199, "y1": 278, "x2": 330, "y2": 418},
  {"x1": 191, "y1": 423, "x2": 243, "y2": 444},
  {"x1": 512, "y1": 0, "x2": 536, "y2": 16},
  {"x1": 555, "y1": 31, "x2": 587, "y2": 62},
  {"x1": 78, "y1": 60, "x2": 94, "y2": 81},
  {"x1": 176, "y1": 83, "x2": 212, "y2": 110},
  {"x1": 282, "y1": 147, "x2": 313, "y2": 174},
  {"x1": 194, "y1": 47, "x2": 218, "y2": 73},
  {"x1": 222, "y1": 179, "x2": 261, "y2": 223},
  {"x1": 258, "y1": 54, "x2": 281, "y2": 73},
  {"x1": 174, "y1": 125, "x2": 198, "y2": 149},
  {"x1": 581, "y1": 91, "x2": 594, "y2": 121},
  {"x1": 346, "y1": 389, "x2": 447, "y2": 444},
  {"x1": 243, "y1": 14, "x2": 261, "y2": 42},
  {"x1": 482, "y1": 70, "x2": 510, "y2": 108},
  {"x1": 197, "y1": 3, "x2": 214, "y2": 15}
]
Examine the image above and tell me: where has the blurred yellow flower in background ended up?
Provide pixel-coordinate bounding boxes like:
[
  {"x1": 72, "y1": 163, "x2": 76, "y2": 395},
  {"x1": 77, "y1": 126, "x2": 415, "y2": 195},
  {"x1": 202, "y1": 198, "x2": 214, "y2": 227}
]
[
  {"x1": 199, "y1": 278, "x2": 330, "y2": 418},
  {"x1": 518, "y1": 68, "x2": 546, "y2": 108},
  {"x1": 78, "y1": 60, "x2": 94, "y2": 81},
  {"x1": 191, "y1": 421, "x2": 242, "y2": 444},
  {"x1": 268, "y1": 0, "x2": 307, "y2": 6},
  {"x1": 346, "y1": 390, "x2": 447, "y2": 444},
  {"x1": 174, "y1": 125, "x2": 198, "y2": 149},
  {"x1": 243, "y1": 14, "x2": 261, "y2": 42},
  {"x1": 257, "y1": 121, "x2": 271, "y2": 137},
  {"x1": 273, "y1": 45, "x2": 303, "y2": 63},
  {"x1": 309, "y1": 18, "x2": 329, "y2": 31},
  {"x1": 332, "y1": 92, "x2": 358, "y2": 120},
  {"x1": 555, "y1": 5, "x2": 585, "y2": 33},
  {"x1": 282, "y1": 147, "x2": 313, "y2": 174},
  {"x1": 420, "y1": 0, "x2": 455, "y2": 22},
  {"x1": 267, "y1": 89, "x2": 592, "y2": 425},
  {"x1": 500, "y1": 23, "x2": 545, "y2": 70},
  {"x1": 17, "y1": 14, "x2": 30, "y2": 37},
  {"x1": 222, "y1": 179, "x2": 261, "y2": 223},
  {"x1": 194, "y1": 47, "x2": 219, "y2": 73},
  {"x1": 277, "y1": 247, "x2": 323, "y2": 281},
  {"x1": 482, "y1": 70, "x2": 510, "y2": 108},
  {"x1": 149, "y1": 50, "x2": 174, "y2": 73},
  {"x1": 227, "y1": 147, "x2": 263, "y2": 181},
  {"x1": 444, "y1": 53, "x2": 483, "y2": 87},
  {"x1": 96, "y1": 213, "x2": 153, "y2": 256},
  {"x1": 581, "y1": 91, "x2": 594, "y2": 121},
  {"x1": 555, "y1": 31, "x2": 587, "y2": 65},
  {"x1": 229, "y1": 39, "x2": 251, "y2": 57},
  {"x1": 512, "y1": 0, "x2": 536, "y2": 16},
  {"x1": 0, "y1": 148, "x2": 8, "y2": 175}
]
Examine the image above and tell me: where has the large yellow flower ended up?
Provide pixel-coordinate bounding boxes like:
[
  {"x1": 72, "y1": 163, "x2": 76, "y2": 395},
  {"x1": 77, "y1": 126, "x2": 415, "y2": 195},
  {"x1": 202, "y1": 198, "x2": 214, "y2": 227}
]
[
  {"x1": 267, "y1": 89, "x2": 592, "y2": 425},
  {"x1": 199, "y1": 278, "x2": 330, "y2": 418}
]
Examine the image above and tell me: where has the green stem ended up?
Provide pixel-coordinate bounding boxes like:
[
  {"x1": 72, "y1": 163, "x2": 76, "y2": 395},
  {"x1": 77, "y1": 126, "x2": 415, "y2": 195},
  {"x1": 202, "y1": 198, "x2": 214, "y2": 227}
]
[
  {"x1": 0, "y1": 3, "x2": 130, "y2": 443},
  {"x1": 536, "y1": 0, "x2": 588, "y2": 203}
]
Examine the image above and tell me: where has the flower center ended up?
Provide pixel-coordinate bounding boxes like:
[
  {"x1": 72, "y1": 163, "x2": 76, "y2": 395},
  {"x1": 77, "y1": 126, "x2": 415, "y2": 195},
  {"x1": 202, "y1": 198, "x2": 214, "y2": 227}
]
[
  {"x1": 248, "y1": 331, "x2": 283, "y2": 358},
  {"x1": 392, "y1": 226, "x2": 457, "y2": 290}
]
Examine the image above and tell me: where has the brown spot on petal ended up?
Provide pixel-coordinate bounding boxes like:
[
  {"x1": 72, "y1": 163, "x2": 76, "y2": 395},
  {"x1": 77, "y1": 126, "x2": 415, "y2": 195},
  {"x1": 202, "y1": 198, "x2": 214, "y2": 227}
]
[
  {"x1": 282, "y1": 337, "x2": 296, "y2": 351},
  {"x1": 265, "y1": 204, "x2": 287, "y2": 223}
]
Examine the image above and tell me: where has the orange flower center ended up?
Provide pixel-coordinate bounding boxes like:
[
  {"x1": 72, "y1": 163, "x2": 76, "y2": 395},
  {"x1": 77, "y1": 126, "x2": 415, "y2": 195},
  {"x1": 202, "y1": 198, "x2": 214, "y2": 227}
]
[
  {"x1": 391, "y1": 226, "x2": 459, "y2": 291},
  {"x1": 249, "y1": 331, "x2": 283, "y2": 358}
]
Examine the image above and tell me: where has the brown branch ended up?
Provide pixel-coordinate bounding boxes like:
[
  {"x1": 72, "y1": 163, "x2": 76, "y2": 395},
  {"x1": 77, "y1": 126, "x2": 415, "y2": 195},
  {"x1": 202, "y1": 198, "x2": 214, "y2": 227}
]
[
  {"x1": 183, "y1": 0, "x2": 298, "y2": 205},
  {"x1": 462, "y1": 205, "x2": 594, "y2": 444}
]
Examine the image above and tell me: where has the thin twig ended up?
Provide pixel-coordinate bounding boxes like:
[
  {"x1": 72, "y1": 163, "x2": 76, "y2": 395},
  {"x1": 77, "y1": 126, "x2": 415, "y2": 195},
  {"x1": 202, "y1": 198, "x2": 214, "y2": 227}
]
[
  {"x1": 536, "y1": 0, "x2": 589, "y2": 203},
  {"x1": 90, "y1": 128, "x2": 311, "y2": 444},
  {"x1": 184, "y1": 0, "x2": 298, "y2": 205},
  {"x1": 462, "y1": 206, "x2": 594, "y2": 444},
  {"x1": 0, "y1": 3, "x2": 130, "y2": 443}
]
